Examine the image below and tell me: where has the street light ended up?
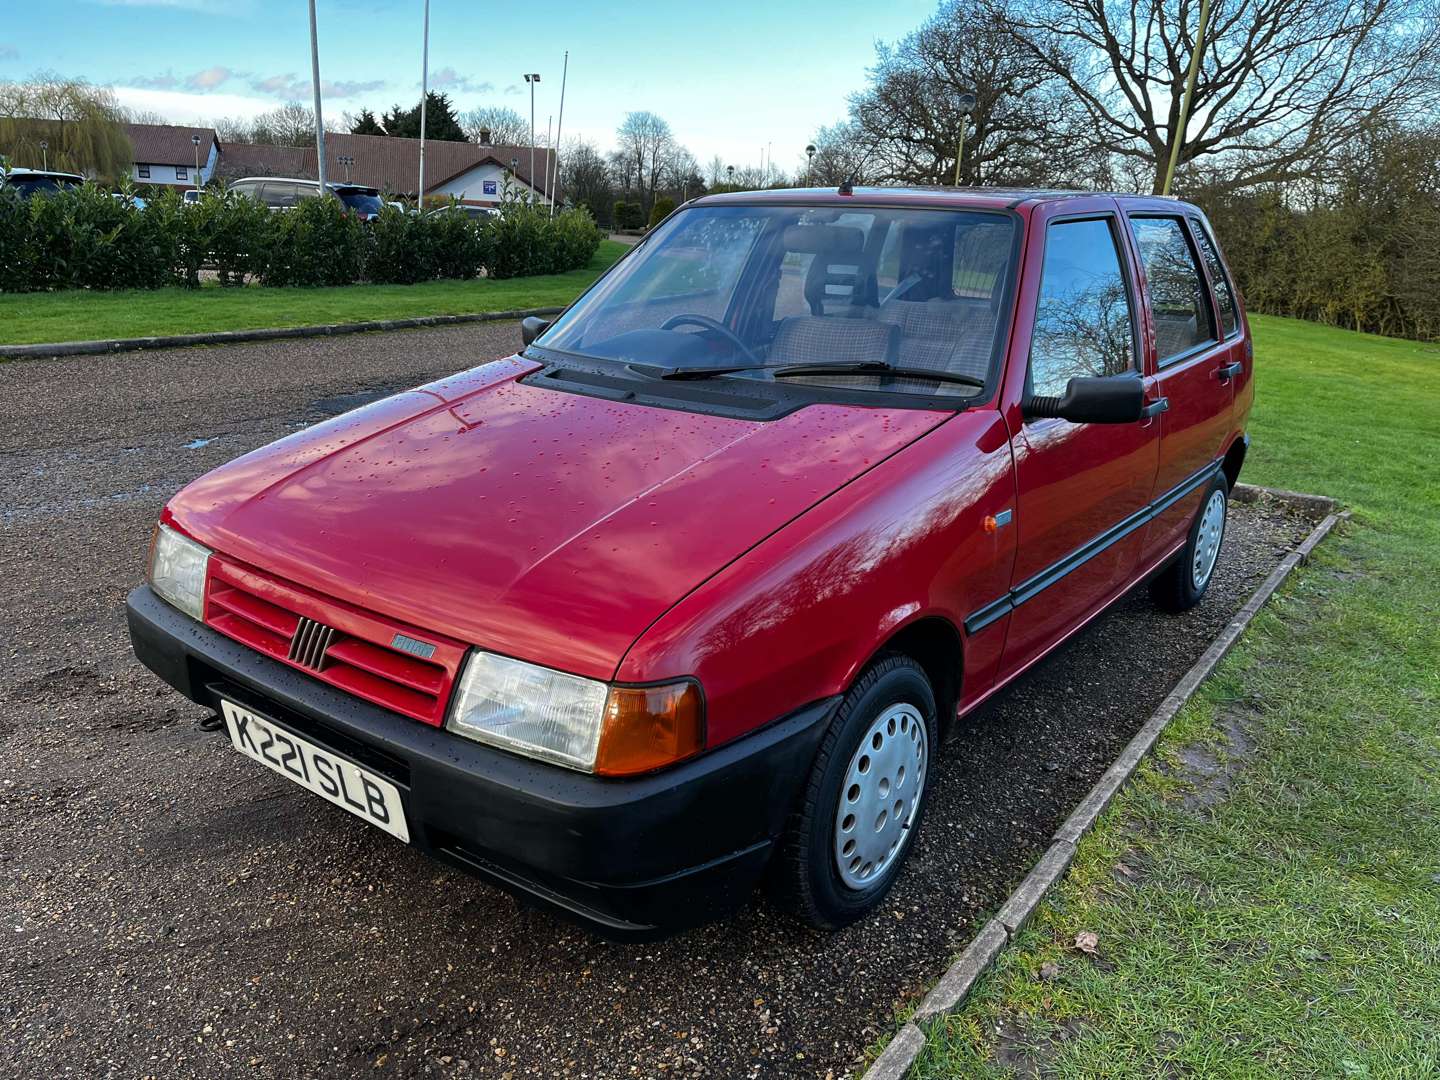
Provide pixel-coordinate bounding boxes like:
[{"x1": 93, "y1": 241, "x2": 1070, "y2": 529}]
[
  {"x1": 338, "y1": 154, "x2": 354, "y2": 182},
  {"x1": 39, "y1": 140, "x2": 48, "y2": 171},
  {"x1": 524, "y1": 73, "x2": 541, "y2": 203},
  {"x1": 191, "y1": 133, "x2": 201, "y2": 182},
  {"x1": 418, "y1": 0, "x2": 430, "y2": 208},
  {"x1": 307, "y1": 0, "x2": 328, "y2": 194},
  {"x1": 726, "y1": 164, "x2": 734, "y2": 188},
  {"x1": 953, "y1": 92, "x2": 977, "y2": 186},
  {"x1": 806, "y1": 143, "x2": 816, "y2": 185}
]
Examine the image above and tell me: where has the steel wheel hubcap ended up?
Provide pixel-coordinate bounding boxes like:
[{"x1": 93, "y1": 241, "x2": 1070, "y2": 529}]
[
  {"x1": 1192, "y1": 488, "x2": 1226, "y2": 589},
  {"x1": 834, "y1": 703, "x2": 928, "y2": 890}
]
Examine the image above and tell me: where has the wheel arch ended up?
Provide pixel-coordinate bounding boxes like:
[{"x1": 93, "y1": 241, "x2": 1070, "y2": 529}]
[
  {"x1": 1221, "y1": 433, "x2": 1248, "y2": 490},
  {"x1": 870, "y1": 615, "x2": 964, "y2": 740}
]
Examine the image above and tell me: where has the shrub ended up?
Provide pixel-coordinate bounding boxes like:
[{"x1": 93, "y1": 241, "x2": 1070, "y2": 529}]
[
  {"x1": 258, "y1": 196, "x2": 364, "y2": 287},
  {"x1": 612, "y1": 200, "x2": 644, "y2": 230},
  {"x1": 0, "y1": 185, "x2": 599, "y2": 294},
  {"x1": 366, "y1": 205, "x2": 437, "y2": 284},
  {"x1": 648, "y1": 197, "x2": 676, "y2": 228}
]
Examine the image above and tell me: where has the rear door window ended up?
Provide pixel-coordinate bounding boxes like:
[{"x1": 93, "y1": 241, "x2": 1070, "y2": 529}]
[
  {"x1": 1029, "y1": 217, "x2": 1137, "y2": 398},
  {"x1": 1189, "y1": 221, "x2": 1238, "y2": 338},
  {"x1": 1128, "y1": 216, "x2": 1217, "y2": 363}
]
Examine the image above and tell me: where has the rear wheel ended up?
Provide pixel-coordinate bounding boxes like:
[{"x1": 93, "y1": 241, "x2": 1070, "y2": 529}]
[
  {"x1": 770, "y1": 656, "x2": 935, "y2": 930},
  {"x1": 1152, "y1": 473, "x2": 1228, "y2": 612}
]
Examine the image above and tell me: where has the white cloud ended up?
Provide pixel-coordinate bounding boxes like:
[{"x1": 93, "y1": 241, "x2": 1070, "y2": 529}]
[
  {"x1": 250, "y1": 73, "x2": 384, "y2": 99},
  {"x1": 112, "y1": 86, "x2": 274, "y2": 124},
  {"x1": 427, "y1": 68, "x2": 493, "y2": 95},
  {"x1": 187, "y1": 66, "x2": 233, "y2": 91}
]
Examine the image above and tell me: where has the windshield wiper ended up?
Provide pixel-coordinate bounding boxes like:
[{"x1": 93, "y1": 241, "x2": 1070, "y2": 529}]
[
  {"x1": 771, "y1": 361, "x2": 986, "y2": 388},
  {"x1": 654, "y1": 360, "x2": 984, "y2": 388}
]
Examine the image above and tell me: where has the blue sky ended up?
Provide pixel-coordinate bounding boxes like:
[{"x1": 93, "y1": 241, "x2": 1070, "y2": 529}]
[{"x1": 0, "y1": 0, "x2": 936, "y2": 171}]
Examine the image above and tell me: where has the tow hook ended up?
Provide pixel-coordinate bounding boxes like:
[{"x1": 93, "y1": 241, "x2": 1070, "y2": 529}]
[{"x1": 198, "y1": 712, "x2": 225, "y2": 733}]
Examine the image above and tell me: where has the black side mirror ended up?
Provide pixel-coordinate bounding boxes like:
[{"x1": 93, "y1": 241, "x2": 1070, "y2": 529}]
[
  {"x1": 1024, "y1": 374, "x2": 1146, "y2": 424},
  {"x1": 520, "y1": 316, "x2": 551, "y2": 347}
]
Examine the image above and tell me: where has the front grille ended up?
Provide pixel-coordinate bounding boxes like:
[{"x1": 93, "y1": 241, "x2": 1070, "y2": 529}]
[
  {"x1": 288, "y1": 617, "x2": 336, "y2": 669},
  {"x1": 204, "y1": 556, "x2": 465, "y2": 727}
]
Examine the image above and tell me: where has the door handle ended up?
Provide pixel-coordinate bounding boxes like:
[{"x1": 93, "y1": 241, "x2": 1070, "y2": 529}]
[
  {"x1": 1141, "y1": 397, "x2": 1169, "y2": 419},
  {"x1": 1216, "y1": 361, "x2": 1243, "y2": 380}
]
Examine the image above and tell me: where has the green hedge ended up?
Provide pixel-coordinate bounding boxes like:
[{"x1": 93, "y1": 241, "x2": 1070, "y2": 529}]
[{"x1": 0, "y1": 183, "x2": 602, "y2": 292}]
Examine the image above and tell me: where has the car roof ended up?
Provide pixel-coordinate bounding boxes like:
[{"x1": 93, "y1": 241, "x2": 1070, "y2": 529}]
[
  {"x1": 4, "y1": 167, "x2": 86, "y2": 182},
  {"x1": 228, "y1": 176, "x2": 379, "y2": 193},
  {"x1": 690, "y1": 185, "x2": 1202, "y2": 215}
]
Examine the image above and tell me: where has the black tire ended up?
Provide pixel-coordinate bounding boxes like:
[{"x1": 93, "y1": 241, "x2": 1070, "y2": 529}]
[
  {"x1": 1151, "y1": 472, "x2": 1229, "y2": 613},
  {"x1": 769, "y1": 655, "x2": 936, "y2": 930}
]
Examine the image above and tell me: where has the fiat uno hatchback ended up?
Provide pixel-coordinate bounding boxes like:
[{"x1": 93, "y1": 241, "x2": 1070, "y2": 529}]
[{"x1": 129, "y1": 187, "x2": 1252, "y2": 938}]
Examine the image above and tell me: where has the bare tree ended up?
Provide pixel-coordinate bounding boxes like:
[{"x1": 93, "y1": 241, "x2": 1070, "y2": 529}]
[
  {"x1": 459, "y1": 106, "x2": 528, "y2": 145},
  {"x1": 808, "y1": 122, "x2": 875, "y2": 186},
  {"x1": 842, "y1": 2, "x2": 1099, "y2": 187},
  {"x1": 0, "y1": 74, "x2": 133, "y2": 181},
  {"x1": 1001, "y1": 0, "x2": 1440, "y2": 192},
  {"x1": 560, "y1": 137, "x2": 614, "y2": 219},
  {"x1": 615, "y1": 110, "x2": 673, "y2": 212}
]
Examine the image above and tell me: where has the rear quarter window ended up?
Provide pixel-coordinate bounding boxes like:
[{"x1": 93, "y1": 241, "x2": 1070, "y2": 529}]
[{"x1": 1190, "y1": 221, "x2": 1239, "y2": 337}]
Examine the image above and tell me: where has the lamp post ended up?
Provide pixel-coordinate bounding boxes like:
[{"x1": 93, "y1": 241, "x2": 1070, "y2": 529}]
[
  {"x1": 419, "y1": 0, "x2": 430, "y2": 208},
  {"x1": 806, "y1": 143, "x2": 816, "y2": 185},
  {"x1": 524, "y1": 73, "x2": 541, "y2": 203},
  {"x1": 307, "y1": 0, "x2": 328, "y2": 194},
  {"x1": 39, "y1": 140, "x2": 48, "y2": 171},
  {"x1": 953, "y1": 92, "x2": 977, "y2": 186},
  {"x1": 1161, "y1": 0, "x2": 1213, "y2": 196},
  {"x1": 726, "y1": 164, "x2": 734, "y2": 188},
  {"x1": 191, "y1": 133, "x2": 201, "y2": 183},
  {"x1": 339, "y1": 154, "x2": 354, "y2": 182}
]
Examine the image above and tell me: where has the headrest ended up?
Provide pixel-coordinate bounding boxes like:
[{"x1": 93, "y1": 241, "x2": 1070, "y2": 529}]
[{"x1": 783, "y1": 224, "x2": 865, "y2": 257}]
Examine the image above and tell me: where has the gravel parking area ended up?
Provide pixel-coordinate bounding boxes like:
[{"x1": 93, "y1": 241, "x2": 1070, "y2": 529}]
[{"x1": 1, "y1": 326, "x2": 1317, "y2": 1079}]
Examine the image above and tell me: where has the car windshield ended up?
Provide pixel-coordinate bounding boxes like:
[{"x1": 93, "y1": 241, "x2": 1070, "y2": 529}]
[{"x1": 536, "y1": 203, "x2": 1017, "y2": 398}]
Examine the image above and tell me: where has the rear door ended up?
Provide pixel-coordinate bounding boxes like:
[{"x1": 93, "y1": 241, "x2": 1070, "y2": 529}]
[
  {"x1": 995, "y1": 204, "x2": 1161, "y2": 680},
  {"x1": 1123, "y1": 214, "x2": 1236, "y2": 564}
]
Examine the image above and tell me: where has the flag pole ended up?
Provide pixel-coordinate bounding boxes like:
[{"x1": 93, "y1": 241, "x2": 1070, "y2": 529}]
[{"x1": 550, "y1": 50, "x2": 568, "y2": 216}]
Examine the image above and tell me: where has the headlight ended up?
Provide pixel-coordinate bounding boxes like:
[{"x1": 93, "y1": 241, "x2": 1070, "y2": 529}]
[
  {"x1": 447, "y1": 652, "x2": 704, "y2": 776},
  {"x1": 148, "y1": 523, "x2": 211, "y2": 620}
]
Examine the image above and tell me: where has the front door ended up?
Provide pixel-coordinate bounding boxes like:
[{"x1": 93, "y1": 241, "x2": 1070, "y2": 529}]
[
  {"x1": 1122, "y1": 214, "x2": 1237, "y2": 564},
  {"x1": 997, "y1": 208, "x2": 1160, "y2": 681}
]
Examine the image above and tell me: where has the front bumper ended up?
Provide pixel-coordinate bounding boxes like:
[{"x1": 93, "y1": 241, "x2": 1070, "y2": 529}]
[{"x1": 126, "y1": 585, "x2": 835, "y2": 939}]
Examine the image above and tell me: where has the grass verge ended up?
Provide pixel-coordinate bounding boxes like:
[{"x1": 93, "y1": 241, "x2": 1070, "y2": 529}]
[
  {"x1": 0, "y1": 240, "x2": 628, "y2": 345},
  {"x1": 915, "y1": 314, "x2": 1440, "y2": 1077}
]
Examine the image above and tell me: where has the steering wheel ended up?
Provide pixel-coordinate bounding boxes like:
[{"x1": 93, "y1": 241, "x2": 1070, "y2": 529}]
[{"x1": 660, "y1": 313, "x2": 760, "y2": 365}]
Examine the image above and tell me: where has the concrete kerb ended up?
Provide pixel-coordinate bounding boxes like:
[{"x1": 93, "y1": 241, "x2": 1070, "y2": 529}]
[
  {"x1": 858, "y1": 487, "x2": 1345, "y2": 1080},
  {"x1": 0, "y1": 306, "x2": 567, "y2": 362}
]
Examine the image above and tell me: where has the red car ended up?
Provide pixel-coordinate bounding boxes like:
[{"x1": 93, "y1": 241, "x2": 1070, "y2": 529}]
[{"x1": 129, "y1": 188, "x2": 1251, "y2": 938}]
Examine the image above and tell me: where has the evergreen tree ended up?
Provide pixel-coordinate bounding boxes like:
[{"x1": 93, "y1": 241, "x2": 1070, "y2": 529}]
[
  {"x1": 380, "y1": 93, "x2": 466, "y2": 141},
  {"x1": 349, "y1": 108, "x2": 384, "y2": 136}
]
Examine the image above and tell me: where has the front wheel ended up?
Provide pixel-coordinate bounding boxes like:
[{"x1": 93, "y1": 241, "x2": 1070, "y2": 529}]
[
  {"x1": 769, "y1": 656, "x2": 935, "y2": 930},
  {"x1": 1152, "y1": 473, "x2": 1228, "y2": 612}
]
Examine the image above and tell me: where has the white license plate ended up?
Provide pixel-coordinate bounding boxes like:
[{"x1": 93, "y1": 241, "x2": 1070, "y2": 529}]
[{"x1": 220, "y1": 699, "x2": 410, "y2": 843}]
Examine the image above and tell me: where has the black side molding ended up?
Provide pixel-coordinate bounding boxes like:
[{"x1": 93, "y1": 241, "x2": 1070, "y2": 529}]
[{"x1": 964, "y1": 459, "x2": 1222, "y2": 635}]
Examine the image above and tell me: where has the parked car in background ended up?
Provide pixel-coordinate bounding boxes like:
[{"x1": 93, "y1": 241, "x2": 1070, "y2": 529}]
[
  {"x1": 227, "y1": 177, "x2": 385, "y2": 221},
  {"x1": 129, "y1": 186, "x2": 1251, "y2": 939},
  {"x1": 2, "y1": 167, "x2": 85, "y2": 199},
  {"x1": 183, "y1": 189, "x2": 202, "y2": 205},
  {"x1": 111, "y1": 191, "x2": 148, "y2": 210},
  {"x1": 426, "y1": 202, "x2": 501, "y2": 221}
]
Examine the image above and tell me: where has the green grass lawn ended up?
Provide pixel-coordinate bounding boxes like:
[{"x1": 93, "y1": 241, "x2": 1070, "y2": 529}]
[
  {"x1": 916, "y1": 315, "x2": 1440, "y2": 1077},
  {"x1": 0, "y1": 240, "x2": 628, "y2": 345}
]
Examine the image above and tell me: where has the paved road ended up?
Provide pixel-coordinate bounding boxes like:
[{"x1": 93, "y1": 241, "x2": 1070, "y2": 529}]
[{"x1": 1, "y1": 326, "x2": 1314, "y2": 1079}]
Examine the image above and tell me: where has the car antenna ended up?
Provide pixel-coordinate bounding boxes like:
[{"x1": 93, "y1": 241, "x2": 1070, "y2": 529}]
[{"x1": 838, "y1": 173, "x2": 857, "y2": 197}]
